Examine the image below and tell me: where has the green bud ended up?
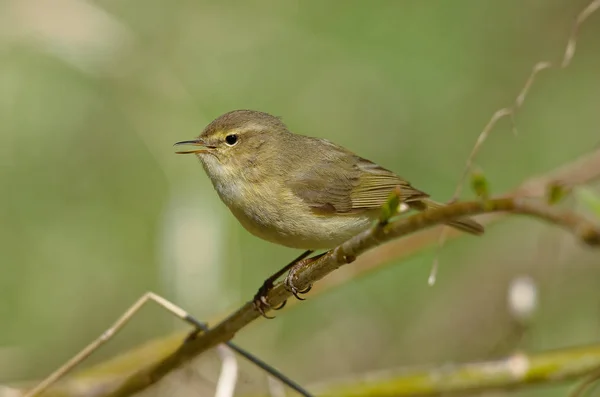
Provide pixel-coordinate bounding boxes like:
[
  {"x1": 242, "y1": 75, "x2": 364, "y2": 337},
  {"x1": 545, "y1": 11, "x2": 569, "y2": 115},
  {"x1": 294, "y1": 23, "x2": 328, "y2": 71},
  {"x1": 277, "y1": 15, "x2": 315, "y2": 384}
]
[
  {"x1": 471, "y1": 169, "x2": 490, "y2": 200},
  {"x1": 379, "y1": 186, "x2": 402, "y2": 225},
  {"x1": 546, "y1": 182, "x2": 568, "y2": 205}
]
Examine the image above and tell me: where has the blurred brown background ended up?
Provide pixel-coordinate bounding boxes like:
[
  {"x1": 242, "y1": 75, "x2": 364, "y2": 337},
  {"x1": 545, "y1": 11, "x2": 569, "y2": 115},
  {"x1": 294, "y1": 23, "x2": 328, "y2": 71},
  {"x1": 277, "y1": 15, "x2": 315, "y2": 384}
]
[{"x1": 1, "y1": 0, "x2": 599, "y2": 396}]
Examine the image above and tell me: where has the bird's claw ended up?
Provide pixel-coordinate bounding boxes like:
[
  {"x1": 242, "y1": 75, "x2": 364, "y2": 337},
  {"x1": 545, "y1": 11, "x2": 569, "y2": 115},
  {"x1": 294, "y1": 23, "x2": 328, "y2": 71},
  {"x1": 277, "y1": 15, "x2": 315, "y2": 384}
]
[
  {"x1": 253, "y1": 250, "x2": 320, "y2": 316},
  {"x1": 284, "y1": 266, "x2": 312, "y2": 301},
  {"x1": 253, "y1": 280, "x2": 287, "y2": 319},
  {"x1": 253, "y1": 282, "x2": 275, "y2": 319}
]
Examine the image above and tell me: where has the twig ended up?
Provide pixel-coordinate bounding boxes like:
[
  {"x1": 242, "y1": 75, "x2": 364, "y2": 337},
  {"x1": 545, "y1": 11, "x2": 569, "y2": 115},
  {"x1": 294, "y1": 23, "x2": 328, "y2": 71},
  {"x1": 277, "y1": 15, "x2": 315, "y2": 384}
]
[
  {"x1": 101, "y1": 197, "x2": 600, "y2": 397},
  {"x1": 431, "y1": 0, "x2": 600, "y2": 283},
  {"x1": 313, "y1": 346, "x2": 600, "y2": 397},
  {"x1": 452, "y1": 0, "x2": 599, "y2": 203},
  {"x1": 562, "y1": 0, "x2": 600, "y2": 68},
  {"x1": 11, "y1": 343, "x2": 600, "y2": 397},
  {"x1": 308, "y1": 147, "x2": 600, "y2": 300},
  {"x1": 23, "y1": 293, "x2": 190, "y2": 397},
  {"x1": 25, "y1": 292, "x2": 312, "y2": 397}
]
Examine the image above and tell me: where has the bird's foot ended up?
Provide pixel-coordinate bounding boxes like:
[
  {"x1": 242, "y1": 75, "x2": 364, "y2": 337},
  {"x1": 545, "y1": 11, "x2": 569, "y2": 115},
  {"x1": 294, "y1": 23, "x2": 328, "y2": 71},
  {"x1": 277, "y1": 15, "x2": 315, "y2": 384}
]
[
  {"x1": 284, "y1": 262, "x2": 312, "y2": 300},
  {"x1": 252, "y1": 280, "x2": 287, "y2": 319}
]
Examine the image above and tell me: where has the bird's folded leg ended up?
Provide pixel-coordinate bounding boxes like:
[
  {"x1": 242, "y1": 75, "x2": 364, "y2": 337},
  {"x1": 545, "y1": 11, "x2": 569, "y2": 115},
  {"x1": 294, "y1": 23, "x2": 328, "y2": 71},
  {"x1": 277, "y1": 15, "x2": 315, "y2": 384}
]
[
  {"x1": 253, "y1": 250, "x2": 314, "y2": 318},
  {"x1": 283, "y1": 252, "x2": 327, "y2": 300}
]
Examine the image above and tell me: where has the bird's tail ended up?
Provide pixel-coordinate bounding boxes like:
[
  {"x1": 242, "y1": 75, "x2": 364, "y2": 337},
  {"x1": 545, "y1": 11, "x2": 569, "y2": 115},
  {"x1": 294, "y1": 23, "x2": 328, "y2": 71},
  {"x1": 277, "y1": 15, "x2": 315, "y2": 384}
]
[{"x1": 410, "y1": 199, "x2": 485, "y2": 236}]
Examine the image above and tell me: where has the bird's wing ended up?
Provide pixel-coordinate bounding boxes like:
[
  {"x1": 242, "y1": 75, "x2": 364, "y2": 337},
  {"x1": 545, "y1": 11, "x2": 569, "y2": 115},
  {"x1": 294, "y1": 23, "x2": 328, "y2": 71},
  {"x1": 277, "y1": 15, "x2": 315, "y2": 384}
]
[
  {"x1": 289, "y1": 144, "x2": 428, "y2": 215},
  {"x1": 350, "y1": 158, "x2": 429, "y2": 209}
]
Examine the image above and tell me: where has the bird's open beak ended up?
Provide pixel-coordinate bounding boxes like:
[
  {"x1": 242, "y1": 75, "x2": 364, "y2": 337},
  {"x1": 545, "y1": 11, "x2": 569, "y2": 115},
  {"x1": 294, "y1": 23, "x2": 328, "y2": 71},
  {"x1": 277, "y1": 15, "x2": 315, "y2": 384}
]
[{"x1": 173, "y1": 139, "x2": 215, "y2": 154}]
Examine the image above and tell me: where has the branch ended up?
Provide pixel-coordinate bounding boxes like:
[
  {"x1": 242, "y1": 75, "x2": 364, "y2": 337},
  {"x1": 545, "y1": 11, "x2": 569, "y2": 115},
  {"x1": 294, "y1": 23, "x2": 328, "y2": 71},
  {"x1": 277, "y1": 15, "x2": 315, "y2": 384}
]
[
  {"x1": 313, "y1": 344, "x2": 600, "y2": 397},
  {"x1": 102, "y1": 197, "x2": 600, "y2": 397},
  {"x1": 10, "y1": 343, "x2": 600, "y2": 397},
  {"x1": 16, "y1": 149, "x2": 599, "y2": 397},
  {"x1": 310, "y1": 147, "x2": 600, "y2": 297},
  {"x1": 449, "y1": 0, "x2": 600, "y2": 201},
  {"x1": 427, "y1": 0, "x2": 600, "y2": 283}
]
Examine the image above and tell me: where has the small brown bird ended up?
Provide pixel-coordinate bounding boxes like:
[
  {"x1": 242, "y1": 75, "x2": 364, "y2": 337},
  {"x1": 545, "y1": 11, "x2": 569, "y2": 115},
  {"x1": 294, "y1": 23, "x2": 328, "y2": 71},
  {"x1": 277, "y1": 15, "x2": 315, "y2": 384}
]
[{"x1": 176, "y1": 110, "x2": 483, "y2": 316}]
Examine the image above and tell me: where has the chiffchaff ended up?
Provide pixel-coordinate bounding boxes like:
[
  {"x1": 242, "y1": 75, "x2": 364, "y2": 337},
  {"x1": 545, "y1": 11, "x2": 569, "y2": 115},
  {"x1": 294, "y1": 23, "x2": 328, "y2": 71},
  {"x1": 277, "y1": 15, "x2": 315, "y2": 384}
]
[{"x1": 175, "y1": 110, "x2": 483, "y2": 316}]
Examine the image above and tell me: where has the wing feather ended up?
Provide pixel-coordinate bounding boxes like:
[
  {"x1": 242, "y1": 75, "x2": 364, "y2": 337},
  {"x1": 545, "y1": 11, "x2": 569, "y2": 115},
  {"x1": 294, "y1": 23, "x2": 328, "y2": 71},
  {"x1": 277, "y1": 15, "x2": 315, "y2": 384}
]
[
  {"x1": 288, "y1": 142, "x2": 428, "y2": 215},
  {"x1": 351, "y1": 159, "x2": 429, "y2": 209}
]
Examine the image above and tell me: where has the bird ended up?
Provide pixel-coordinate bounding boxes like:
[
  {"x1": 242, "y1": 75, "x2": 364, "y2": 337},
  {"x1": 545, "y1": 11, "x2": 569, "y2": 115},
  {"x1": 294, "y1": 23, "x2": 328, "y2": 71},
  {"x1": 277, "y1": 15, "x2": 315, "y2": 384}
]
[{"x1": 175, "y1": 110, "x2": 483, "y2": 316}]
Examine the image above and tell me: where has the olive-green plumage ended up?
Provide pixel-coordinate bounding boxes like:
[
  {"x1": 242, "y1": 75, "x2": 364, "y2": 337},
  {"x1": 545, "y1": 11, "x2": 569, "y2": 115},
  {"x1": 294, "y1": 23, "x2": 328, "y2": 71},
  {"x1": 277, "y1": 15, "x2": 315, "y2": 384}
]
[{"x1": 176, "y1": 110, "x2": 483, "y2": 249}]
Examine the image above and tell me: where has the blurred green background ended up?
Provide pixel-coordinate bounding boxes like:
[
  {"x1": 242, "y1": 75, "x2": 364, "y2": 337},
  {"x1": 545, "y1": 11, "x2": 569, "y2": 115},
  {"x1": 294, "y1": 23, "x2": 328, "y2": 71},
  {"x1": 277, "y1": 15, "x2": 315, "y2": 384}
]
[{"x1": 1, "y1": 0, "x2": 600, "y2": 395}]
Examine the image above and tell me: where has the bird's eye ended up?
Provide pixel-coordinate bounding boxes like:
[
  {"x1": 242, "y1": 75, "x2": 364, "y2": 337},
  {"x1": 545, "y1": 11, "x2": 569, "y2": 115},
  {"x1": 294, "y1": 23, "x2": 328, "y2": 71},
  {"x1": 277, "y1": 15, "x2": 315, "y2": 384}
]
[{"x1": 225, "y1": 134, "x2": 238, "y2": 146}]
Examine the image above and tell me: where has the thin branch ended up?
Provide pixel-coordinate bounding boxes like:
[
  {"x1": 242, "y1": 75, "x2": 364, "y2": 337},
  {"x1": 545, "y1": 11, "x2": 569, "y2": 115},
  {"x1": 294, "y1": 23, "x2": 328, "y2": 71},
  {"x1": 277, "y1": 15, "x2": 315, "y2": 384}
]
[
  {"x1": 25, "y1": 293, "x2": 312, "y2": 397},
  {"x1": 431, "y1": 0, "x2": 600, "y2": 282},
  {"x1": 23, "y1": 293, "x2": 187, "y2": 397},
  {"x1": 313, "y1": 345, "x2": 600, "y2": 397},
  {"x1": 308, "y1": 147, "x2": 600, "y2": 299},
  {"x1": 10, "y1": 343, "x2": 600, "y2": 397},
  {"x1": 562, "y1": 0, "x2": 600, "y2": 68},
  {"x1": 451, "y1": 0, "x2": 599, "y2": 202},
  {"x1": 101, "y1": 197, "x2": 600, "y2": 397}
]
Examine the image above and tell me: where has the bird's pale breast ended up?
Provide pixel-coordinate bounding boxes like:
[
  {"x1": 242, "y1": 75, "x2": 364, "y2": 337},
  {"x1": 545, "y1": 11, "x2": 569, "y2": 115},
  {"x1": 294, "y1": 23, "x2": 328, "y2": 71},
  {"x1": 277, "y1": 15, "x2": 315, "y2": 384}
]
[{"x1": 217, "y1": 176, "x2": 374, "y2": 250}]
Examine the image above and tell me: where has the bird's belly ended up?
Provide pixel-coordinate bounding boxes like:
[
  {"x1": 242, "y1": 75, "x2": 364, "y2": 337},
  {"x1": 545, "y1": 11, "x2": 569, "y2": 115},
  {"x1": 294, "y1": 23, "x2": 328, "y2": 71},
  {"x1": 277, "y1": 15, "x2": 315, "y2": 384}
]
[
  {"x1": 214, "y1": 180, "x2": 375, "y2": 249},
  {"x1": 231, "y1": 203, "x2": 374, "y2": 250},
  {"x1": 283, "y1": 213, "x2": 374, "y2": 249}
]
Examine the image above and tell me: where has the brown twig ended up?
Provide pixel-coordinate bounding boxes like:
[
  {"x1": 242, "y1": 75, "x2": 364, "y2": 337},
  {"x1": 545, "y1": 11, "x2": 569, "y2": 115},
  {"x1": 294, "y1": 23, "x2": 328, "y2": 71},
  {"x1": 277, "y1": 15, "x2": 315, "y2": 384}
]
[
  {"x1": 98, "y1": 197, "x2": 599, "y2": 397},
  {"x1": 451, "y1": 0, "x2": 599, "y2": 203},
  {"x1": 430, "y1": 0, "x2": 600, "y2": 283},
  {"x1": 309, "y1": 147, "x2": 600, "y2": 298}
]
